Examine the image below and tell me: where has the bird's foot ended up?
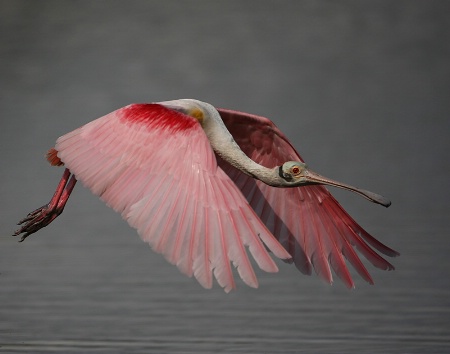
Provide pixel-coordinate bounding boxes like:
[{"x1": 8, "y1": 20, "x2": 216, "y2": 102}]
[{"x1": 13, "y1": 204, "x2": 62, "y2": 242}]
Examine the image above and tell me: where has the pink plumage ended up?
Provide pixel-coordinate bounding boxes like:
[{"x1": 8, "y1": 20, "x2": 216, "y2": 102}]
[
  {"x1": 217, "y1": 108, "x2": 398, "y2": 288},
  {"x1": 55, "y1": 104, "x2": 290, "y2": 292},
  {"x1": 14, "y1": 99, "x2": 398, "y2": 292}
]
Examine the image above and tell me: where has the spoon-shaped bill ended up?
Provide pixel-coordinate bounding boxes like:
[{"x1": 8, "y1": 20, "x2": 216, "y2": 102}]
[{"x1": 304, "y1": 170, "x2": 391, "y2": 208}]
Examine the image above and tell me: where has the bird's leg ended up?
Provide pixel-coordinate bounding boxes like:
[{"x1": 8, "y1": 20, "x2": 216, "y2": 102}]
[{"x1": 13, "y1": 168, "x2": 77, "y2": 242}]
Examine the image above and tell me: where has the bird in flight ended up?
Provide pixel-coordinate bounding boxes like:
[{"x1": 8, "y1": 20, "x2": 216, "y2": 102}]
[{"x1": 14, "y1": 99, "x2": 398, "y2": 292}]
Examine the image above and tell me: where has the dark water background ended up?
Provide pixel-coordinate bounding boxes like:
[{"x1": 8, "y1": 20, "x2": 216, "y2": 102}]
[{"x1": 1, "y1": 1, "x2": 449, "y2": 353}]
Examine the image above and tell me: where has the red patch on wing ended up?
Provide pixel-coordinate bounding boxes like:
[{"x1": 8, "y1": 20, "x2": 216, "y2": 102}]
[{"x1": 120, "y1": 104, "x2": 197, "y2": 132}]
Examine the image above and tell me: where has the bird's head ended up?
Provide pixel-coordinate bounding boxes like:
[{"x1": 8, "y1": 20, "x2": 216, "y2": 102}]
[
  {"x1": 278, "y1": 161, "x2": 391, "y2": 208},
  {"x1": 278, "y1": 161, "x2": 310, "y2": 184}
]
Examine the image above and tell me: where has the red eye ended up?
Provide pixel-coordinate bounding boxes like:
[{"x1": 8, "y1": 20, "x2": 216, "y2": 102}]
[{"x1": 292, "y1": 167, "x2": 300, "y2": 174}]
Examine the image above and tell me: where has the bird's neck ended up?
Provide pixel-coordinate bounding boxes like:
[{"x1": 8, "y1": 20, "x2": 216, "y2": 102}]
[{"x1": 203, "y1": 108, "x2": 284, "y2": 187}]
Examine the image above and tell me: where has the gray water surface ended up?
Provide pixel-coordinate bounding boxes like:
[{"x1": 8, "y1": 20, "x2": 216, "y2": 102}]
[{"x1": 1, "y1": 1, "x2": 449, "y2": 353}]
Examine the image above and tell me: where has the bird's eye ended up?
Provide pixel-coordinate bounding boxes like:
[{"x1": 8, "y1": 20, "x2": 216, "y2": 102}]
[{"x1": 291, "y1": 166, "x2": 301, "y2": 175}]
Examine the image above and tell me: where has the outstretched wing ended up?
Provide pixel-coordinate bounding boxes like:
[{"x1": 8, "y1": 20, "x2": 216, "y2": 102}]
[
  {"x1": 55, "y1": 104, "x2": 290, "y2": 292},
  {"x1": 217, "y1": 108, "x2": 399, "y2": 288}
]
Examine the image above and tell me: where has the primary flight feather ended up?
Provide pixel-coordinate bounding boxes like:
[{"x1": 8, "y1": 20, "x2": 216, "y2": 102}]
[{"x1": 14, "y1": 99, "x2": 398, "y2": 292}]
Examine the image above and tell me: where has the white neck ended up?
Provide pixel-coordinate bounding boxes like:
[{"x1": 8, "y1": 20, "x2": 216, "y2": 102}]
[{"x1": 199, "y1": 101, "x2": 285, "y2": 187}]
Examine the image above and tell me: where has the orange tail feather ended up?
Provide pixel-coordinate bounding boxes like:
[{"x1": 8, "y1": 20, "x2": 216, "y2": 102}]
[{"x1": 46, "y1": 147, "x2": 64, "y2": 166}]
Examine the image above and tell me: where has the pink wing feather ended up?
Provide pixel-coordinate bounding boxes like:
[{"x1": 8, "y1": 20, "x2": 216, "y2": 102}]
[
  {"x1": 55, "y1": 104, "x2": 290, "y2": 292},
  {"x1": 217, "y1": 108, "x2": 399, "y2": 288}
]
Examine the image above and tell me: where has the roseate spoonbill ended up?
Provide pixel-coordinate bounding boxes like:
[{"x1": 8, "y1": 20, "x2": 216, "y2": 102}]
[{"x1": 14, "y1": 99, "x2": 398, "y2": 292}]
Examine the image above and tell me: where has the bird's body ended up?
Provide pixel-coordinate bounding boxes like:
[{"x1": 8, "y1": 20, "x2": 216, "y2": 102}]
[{"x1": 15, "y1": 99, "x2": 398, "y2": 292}]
